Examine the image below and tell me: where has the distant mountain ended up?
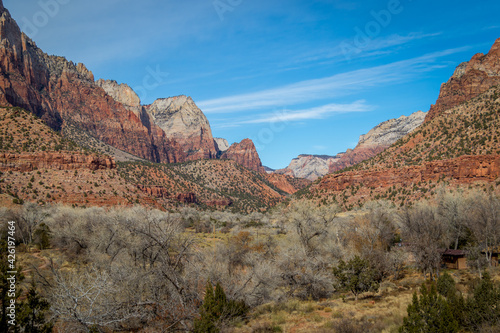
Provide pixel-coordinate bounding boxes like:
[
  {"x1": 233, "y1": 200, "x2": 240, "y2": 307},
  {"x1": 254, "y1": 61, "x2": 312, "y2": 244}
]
[
  {"x1": 277, "y1": 111, "x2": 426, "y2": 180},
  {"x1": 275, "y1": 154, "x2": 345, "y2": 181}
]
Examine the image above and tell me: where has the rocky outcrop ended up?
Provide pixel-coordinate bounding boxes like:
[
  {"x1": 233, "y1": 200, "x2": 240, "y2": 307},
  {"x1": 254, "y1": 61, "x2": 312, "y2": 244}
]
[
  {"x1": 318, "y1": 155, "x2": 500, "y2": 192},
  {"x1": 177, "y1": 192, "x2": 197, "y2": 204},
  {"x1": 426, "y1": 38, "x2": 500, "y2": 121},
  {"x1": 95, "y1": 79, "x2": 141, "y2": 116},
  {"x1": 0, "y1": 152, "x2": 115, "y2": 172},
  {"x1": 214, "y1": 137, "x2": 230, "y2": 152},
  {"x1": 145, "y1": 96, "x2": 217, "y2": 160},
  {"x1": 221, "y1": 139, "x2": 265, "y2": 173}
]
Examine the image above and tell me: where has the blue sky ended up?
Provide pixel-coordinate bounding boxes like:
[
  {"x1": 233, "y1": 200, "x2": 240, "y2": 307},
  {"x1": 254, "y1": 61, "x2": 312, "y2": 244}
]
[{"x1": 5, "y1": 0, "x2": 500, "y2": 169}]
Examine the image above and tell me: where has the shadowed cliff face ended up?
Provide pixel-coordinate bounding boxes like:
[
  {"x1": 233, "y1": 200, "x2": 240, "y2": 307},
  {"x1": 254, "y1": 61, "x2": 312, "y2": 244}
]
[{"x1": 426, "y1": 38, "x2": 500, "y2": 122}]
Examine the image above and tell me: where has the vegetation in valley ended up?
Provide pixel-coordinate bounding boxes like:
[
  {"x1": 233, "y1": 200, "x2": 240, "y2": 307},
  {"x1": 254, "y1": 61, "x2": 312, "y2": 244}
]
[{"x1": 1, "y1": 189, "x2": 499, "y2": 332}]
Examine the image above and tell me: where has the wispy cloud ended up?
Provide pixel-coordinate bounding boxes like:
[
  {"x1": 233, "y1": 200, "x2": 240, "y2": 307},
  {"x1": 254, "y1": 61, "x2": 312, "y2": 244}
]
[
  {"x1": 198, "y1": 47, "x2": 469, "y2": 114},
  {"x1": 238, "y1": 101, "x2": 372, "y2": 124},
  {"x1": 295, "y1": 32, "x2": 442, "y2": 65}
]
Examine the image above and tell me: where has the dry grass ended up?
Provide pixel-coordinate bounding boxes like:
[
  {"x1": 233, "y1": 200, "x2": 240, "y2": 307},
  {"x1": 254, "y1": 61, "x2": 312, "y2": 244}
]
[{"x1": 230, "y1": 268, "x2": 500, "y2": 333}]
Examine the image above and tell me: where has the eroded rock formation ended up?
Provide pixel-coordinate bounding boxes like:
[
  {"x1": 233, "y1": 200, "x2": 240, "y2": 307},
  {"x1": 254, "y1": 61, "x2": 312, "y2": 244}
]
[{"x1": 426, "y1": 38, "x2": 500, "y2": 121}]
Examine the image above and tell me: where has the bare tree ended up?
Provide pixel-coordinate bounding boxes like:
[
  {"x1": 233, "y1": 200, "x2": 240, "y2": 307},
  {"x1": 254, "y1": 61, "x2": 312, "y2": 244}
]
[
  {"x1": 399, "y1": 204, "x2": 447, "y2": 280},
  {"x1": 48, "y1": 264, "x2": 143, "y2": 332},
  {"x1": 282, "y1": 200, "x2": 340, "y2": 257},
  {"x1": 467, "y1": 191, "x2": 500, "y2": 267},
  {"x1": 437, "y1": 190, "x2": 472, "y2": 250},
  {"x1": 19, "y1": 202, "x2": 48, "y2": 245}
]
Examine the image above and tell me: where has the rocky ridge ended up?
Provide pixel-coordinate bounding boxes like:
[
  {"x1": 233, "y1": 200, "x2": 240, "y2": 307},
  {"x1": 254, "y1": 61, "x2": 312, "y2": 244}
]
[{"x1": 426, "y1": 37, "x2": 500, "y2": 121}]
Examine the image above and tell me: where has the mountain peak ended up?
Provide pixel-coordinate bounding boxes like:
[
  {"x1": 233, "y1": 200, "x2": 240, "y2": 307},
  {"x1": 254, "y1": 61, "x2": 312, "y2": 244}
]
[
  {"x1": 491, "y1": 37, "x2": 500, "y2": 53},
  {"x1": 221, "y1": 139, "x2": 265, "y2": 173},
  {"x1": 426, "y1": 36, "x2": 500, "y2": 121},
  {"x1": 146, "y1": 95, "x2": 217, "y2": 159},
  {"x1": 96, "y1": 79, "x2": 141, "y2": 108}
]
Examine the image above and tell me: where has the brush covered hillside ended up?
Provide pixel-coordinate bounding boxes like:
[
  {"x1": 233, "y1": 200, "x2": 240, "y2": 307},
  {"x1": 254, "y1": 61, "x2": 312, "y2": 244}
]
[
  {"x1": 301, "y1": 39, "x2": 500, "y2": 209},
  {"x1": 0, "y1": 106, "x2": 306, "y2": 212}
]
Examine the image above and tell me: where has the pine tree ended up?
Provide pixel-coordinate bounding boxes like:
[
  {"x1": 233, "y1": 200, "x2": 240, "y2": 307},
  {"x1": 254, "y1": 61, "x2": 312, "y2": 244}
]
[
  {"x1": 465, "y1": 271, "x2": 500, "y2": 330},
  {"x1": 399, "y1": 284, "x2": 459, "y2": 333},
  {"x1": 332, "y1": 255, "x2": 380, "y2": 301},
  {"x1": 18, "y1": 283, "x2": 53, "y2": 333},
  {"x1": 193, "y1": 281, "x2": 248, "y2": 333}
]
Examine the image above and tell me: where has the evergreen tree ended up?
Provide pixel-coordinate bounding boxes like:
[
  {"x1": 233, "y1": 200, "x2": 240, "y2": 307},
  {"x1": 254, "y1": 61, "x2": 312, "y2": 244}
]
[
  {"x1": 332, "y1": 256, "x2": 380, "y2": 301},
  {"x1": 18, "y1": 283, "x2": 53, "y2": 333},
  {"x1": 436, "y1": 272, "x2": 456, "y2": 298},
  {"x1": 194, "y1": 281, "x2": 248, "y2": 333},
  {"x1": 194, "y1": 281, "x2": 218, "y2": 333},
  {"x1": 465, "y1": 271, "x2": 500, "y2": 330},
  {"x1": 399, "y1": 284, "x2": 459, "y2": 333}
]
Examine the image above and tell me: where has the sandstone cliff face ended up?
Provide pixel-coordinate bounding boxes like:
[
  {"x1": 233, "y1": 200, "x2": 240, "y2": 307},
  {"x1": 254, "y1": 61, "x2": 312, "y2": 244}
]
[
  {"x1": 95, "y1": 79, "x2": 142, "y2": 116},
  {"x1": 327, "y1": 110, "x2": 427, "y2": 173},
  {"x1": 221, "y1": 139, "x2": 265, "y2": 173},
  {"x1": 357, "y1": 111, "x2": 426, "y2": 149},
  {"x1": 426, "y1": 38, "x2": 500, "y2": 121},
  {"x1": 276, "y1": 154, "x2": 343, "y2": 181},
  {"x1": 145, "y1": 96, "x2": 217, "y2": 160},
  {"x1": 318, "y1": 155, "x2": 500, "y2": 192},
  {"x1": 0, "y1": 152, "x2": 115, "y2": 172}
]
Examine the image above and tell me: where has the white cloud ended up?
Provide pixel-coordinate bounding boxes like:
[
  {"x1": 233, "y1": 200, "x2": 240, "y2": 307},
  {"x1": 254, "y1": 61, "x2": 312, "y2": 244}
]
[
  {"x1": 198, "y1": 47, "x2": 469, "y2": 114},
  {"x1": 238, "y1": 100, "x2": 372, "y2": 124}
]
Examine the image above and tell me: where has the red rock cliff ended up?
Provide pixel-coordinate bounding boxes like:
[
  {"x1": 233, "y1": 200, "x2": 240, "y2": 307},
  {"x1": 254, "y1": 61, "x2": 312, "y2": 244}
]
[
  {"x1": 221, "y1": 139, "x2": 266, "y2": 173},
  {"x1": 426, "y1": 38, "x2": 500, "y2": 122},
  {"x1": 318, "y1": 155, "x2": 500, "y2": 192},
  {"x1": 0, "y1": 152, "x2": 115, "y2": 172}
]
